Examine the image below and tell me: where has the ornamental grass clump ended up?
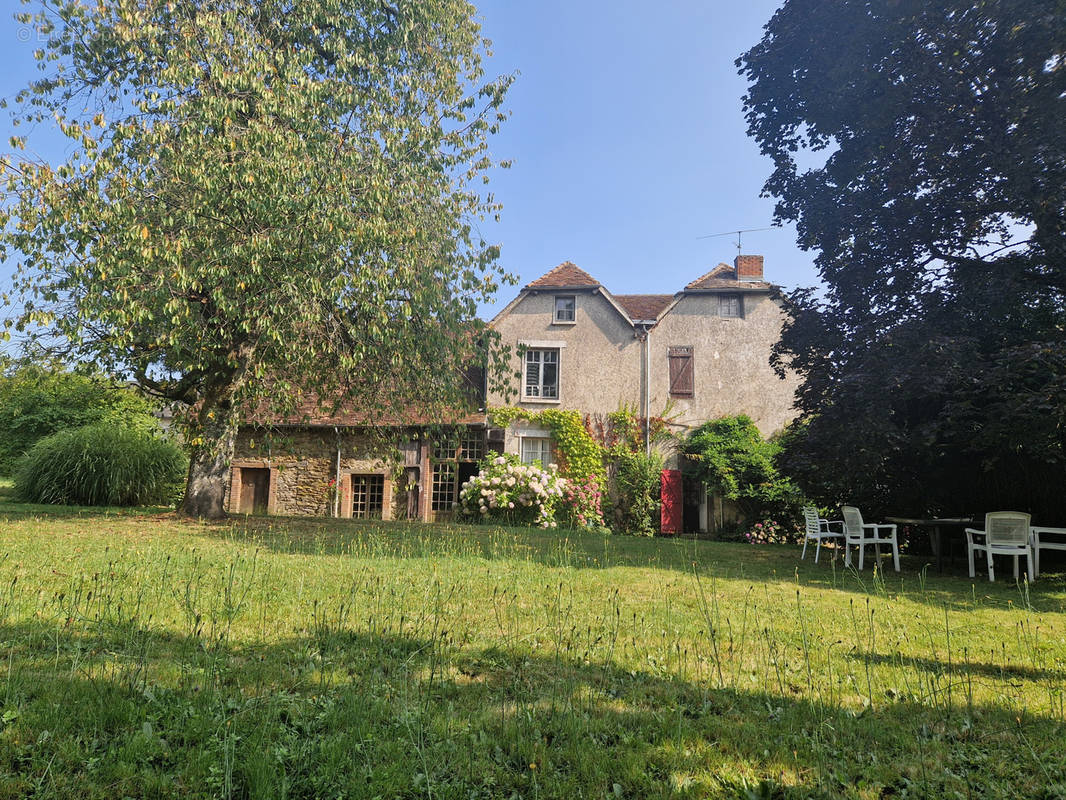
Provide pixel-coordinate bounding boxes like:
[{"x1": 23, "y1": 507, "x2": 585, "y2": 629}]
[
  {"x1": 458, "y1": 454, "x2": 566, "y2": 528},
  {"x1": 14, "y1": 423, "x2": 187, "y2": 507}
]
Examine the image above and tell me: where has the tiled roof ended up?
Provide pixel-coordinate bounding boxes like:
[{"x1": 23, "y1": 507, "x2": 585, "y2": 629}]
[
  {"x1": 245, "y1": 396, "x2": 486, "y2": 428},
  {"x1": 685, "y1": 263, "x2": 772, "y2": 291},
  {"x1": 242, "y1": 363, "x2": 487, "y2": 428},
  {"x1": 526, "y1": 261, "x2": 600, "y2": 288},
  {"x1": 613, "y1": 294, "x2": 675, "y2": 321}
]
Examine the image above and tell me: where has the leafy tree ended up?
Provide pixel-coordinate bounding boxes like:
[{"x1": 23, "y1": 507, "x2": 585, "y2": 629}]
[
  {"x1": 2, "y1": 0, "x2": 512, "y2": 517},
  {"x1": 682, "y1": 416, "x2": 800, "y2": 520},
  {"x1": 0, "y1": 363, "x2": 161, "y2": 475},
  {"x1": 738, "y1": 1, "x2": 1066, "y2": 518}
]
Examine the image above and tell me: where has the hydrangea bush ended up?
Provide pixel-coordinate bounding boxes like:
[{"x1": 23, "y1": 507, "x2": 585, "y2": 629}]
[
  {"x1": 561, "y1": 472, "x2": 606, "y2": 531},
  {"x1": 458, "y1": 454, "x2": 566, "y2": 528},
  {"x1": 742, "y1": 519, "x2": 801, "y2": 545}
]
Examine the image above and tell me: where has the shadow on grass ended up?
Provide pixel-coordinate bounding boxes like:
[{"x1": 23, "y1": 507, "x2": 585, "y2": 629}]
[
  {"x1": 180, "y1": 513, "x2": 1066, "y2": 612},
  {"x1": 848, "y1": 650, "x2": 1066, "y2": 684},
  {"x1": 3, "y1": 500, "x2": 1062, "y2": 612},
  {"x1": 0, "y1": 617, "x2": 1063, "y2": 799},
  {"x1": 0, "y1": 497, "x2": 174, "y2": 520}
]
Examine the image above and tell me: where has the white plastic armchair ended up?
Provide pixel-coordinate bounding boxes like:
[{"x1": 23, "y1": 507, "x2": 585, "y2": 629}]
[
  {"x1": 801, "y1": 506, "x2": 843, "y2": 563},
  {"x1": 1029, "y1": 527, "x2": 1066, "y2": 578},
  {"x1": 966, "y1": 512, "x2": 1033, "y2": 582},
  {"x1": 841, "y1": 506, "x2": 900, "y2": 571}
]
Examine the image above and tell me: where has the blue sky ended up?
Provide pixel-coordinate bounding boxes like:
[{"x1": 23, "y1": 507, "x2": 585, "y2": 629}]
[
  {"x1": 0, "y1": 0, "x2": 817, "y2": 320},
  {"x1": 470, "y1": 0, "x2": 817, "y2": 311}
]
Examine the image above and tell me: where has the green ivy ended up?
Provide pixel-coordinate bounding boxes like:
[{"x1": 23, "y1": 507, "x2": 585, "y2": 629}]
[
  {"x1": 489, "y1": 406, "x2": 665, "y2": 535},
  {"x1": 488, "y1": 407, "x2": 605, "y2": 488}
]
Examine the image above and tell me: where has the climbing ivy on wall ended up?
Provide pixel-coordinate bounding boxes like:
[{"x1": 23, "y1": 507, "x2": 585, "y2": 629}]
[
  {"x1": 488, "y1": 405, "x2": 670, "y2": 535},
  {"x1": 488, "y1": 407, "x2": 605, "y2": 486}
]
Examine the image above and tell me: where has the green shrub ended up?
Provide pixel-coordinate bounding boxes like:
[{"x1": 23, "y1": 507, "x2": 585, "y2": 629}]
[
  {"x1": 610, "y1": 450, "x2": 663, "y2": 535},
  {"x1": 14, "y1": 423, "x2": 187, "y2": 507},
  {"x1": 0, "y1": 364, "x2": 161, "y2": 475},
  {"x1": 457, "y1": 454, "x2": 566, "y2": 528},
  {"x1": 682, "y1": 415, "x2": 802, "y2": 520}
]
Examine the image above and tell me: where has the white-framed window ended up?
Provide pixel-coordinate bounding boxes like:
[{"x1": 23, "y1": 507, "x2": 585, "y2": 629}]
[
  {"x1": 524, "y1": 348, "x2": 559, "y2": 399},
  {"x1": 520, "y1": 436, "x2": 553, "y2": 466},
  {"x1": 553, "y1": 295, "x2": 576, "y2": 323},
  {"x1": 717, "y1": 294, "x2": 742, "y2": 318}
]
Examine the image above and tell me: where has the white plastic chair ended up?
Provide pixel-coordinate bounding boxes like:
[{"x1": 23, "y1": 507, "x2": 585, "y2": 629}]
[
  {"x1": 966, "y1": 512, "x2": 1033, "y2": 582},
  {"x1": 1029, "y1": 527, "x2": 1066, "y2": 578},
  {"x1": 801, "y1": 506, "x2": 843, "y2": 563},
  {"x1": 841, "y1": 506, "x2": 900, "y2": 571}
]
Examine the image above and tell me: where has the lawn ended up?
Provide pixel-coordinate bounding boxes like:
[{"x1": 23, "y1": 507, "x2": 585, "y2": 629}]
[{"x1": 0, "y1": 491, "x2": 1064, "y2": 798}]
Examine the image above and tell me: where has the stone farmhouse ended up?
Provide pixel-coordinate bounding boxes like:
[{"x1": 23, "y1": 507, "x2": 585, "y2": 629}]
[{"x1": 225, "y1": 255, "x2": 798, "y2": 532}]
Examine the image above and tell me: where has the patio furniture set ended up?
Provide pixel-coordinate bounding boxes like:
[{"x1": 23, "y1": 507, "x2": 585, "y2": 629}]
[{"x1": 800, "y1": 507, "x2": 1065, "y2": 581}]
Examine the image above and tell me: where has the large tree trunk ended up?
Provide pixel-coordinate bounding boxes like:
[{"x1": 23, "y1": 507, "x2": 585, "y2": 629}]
[{"x1": 180, "y1": 408, "x2": 238, "y2": 520}]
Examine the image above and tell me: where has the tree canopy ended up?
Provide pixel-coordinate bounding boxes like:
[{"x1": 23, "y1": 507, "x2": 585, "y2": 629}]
[
  {"x1": 1, "y1": 0, "x2": 512, "y2": 517},
  {"x1": 738, "y1": 0, "x2": 1066, "y2": 518}
]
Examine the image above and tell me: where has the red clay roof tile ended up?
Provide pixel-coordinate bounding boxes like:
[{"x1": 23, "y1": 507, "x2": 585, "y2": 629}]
[
  {"x1": 685, "y1": 263, "x2": 772, "y2": 291},
  {"x1": 613, "y1": 294, "x2": 675, "y2": 321},
  {"x1": 526, "y1": 261, "x2": 600, "y2": 288}
]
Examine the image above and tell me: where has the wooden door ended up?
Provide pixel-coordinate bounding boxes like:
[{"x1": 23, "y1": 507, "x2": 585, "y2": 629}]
[
  {"x1": 660, "y1": 469, "x2": 683, "y2": 534},
  {"x1": 239, "y1": 468, "x2": 269, "y2": 514}
]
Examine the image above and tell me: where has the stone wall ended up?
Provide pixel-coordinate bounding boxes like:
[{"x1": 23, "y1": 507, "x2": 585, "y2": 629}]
[{"x1": 228, "y1": 428, "x2": 399, "y2": 518}]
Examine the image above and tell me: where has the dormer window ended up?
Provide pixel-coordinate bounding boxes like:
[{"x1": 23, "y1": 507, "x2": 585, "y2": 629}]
[{"x1": 553, "y1": 295, "x2": 576, "y2": 323}]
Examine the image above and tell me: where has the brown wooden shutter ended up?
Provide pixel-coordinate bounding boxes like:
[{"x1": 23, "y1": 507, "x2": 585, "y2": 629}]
[{"x1": 668, "y1": 346, "x2": 694, "y2": 396}]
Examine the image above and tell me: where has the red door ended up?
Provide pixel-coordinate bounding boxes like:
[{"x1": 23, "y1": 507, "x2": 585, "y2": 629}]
[{"x1": 660, "y1": 469, "x2": 683, "y2": 534}]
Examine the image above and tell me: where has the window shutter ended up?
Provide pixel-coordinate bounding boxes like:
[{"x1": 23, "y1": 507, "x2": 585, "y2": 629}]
[{"x1": 668, "y1": 346, "x2": 694, "y2": 396}]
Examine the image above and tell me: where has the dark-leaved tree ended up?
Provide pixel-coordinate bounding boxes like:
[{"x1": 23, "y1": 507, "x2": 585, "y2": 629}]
[{"x1": 738, "y1": 0, "x2": 1066, "y2": 518}]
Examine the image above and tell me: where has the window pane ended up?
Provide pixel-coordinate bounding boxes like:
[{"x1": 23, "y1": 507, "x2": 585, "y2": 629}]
[
  {"x1": 352, "y1": 474, "x2": 385, "y2": 519},
  {"x1": 542, "y1": 361, "x2": 557, "y2": 398},
  {"x1": 718, "y1": 295, "x2": 741, "y2": 318},
  {"x1": 523, "y1": 348, "x2": 560, "y2": 399},
  {"x1": 431, "y1": 463, "x2": 457, "y2": 510},
  {"x1": 554, "y1": 296, "x2": 575, "y2": 322},
  {"x1": 521, "y1": 437, "x2": 552, "y2": 465},
  {"x1": 459, "y1": 429, "x2": 484, "y2": 461},
  {"x1": 525, "y1": 360, "x2": 540, "y2": 396}
]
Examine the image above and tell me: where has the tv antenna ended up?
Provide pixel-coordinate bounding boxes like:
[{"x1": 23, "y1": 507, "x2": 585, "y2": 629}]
[{"x1": 697, "y1": 226, "x2": 776, "y2": 254}]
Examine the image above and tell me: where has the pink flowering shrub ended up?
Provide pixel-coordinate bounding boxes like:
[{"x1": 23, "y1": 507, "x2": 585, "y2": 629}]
[
  {"x1": 561, "y1": 472, "x2": 606, "y2": 530},
  {"x1": 742, "y1": 519, "x2": 801, "y2": 545},
  {"x1": 458, "y1": 454, "x2": 566, "y2": 528}
]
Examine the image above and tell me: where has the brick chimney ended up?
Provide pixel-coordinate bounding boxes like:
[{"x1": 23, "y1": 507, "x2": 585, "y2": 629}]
[{"x1": 735, "y1": 254, "x2": 764, "y2": 282}]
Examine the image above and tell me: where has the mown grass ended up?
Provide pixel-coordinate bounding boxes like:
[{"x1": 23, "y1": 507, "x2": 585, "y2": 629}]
[{"x1": 0, "y1": 493, "x2": 1064, "y2": 798}]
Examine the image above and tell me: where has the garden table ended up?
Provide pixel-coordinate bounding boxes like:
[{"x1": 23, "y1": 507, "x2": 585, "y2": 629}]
[{"x1": 885, "y1": 517, "x2": 974, "y2": 573}]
